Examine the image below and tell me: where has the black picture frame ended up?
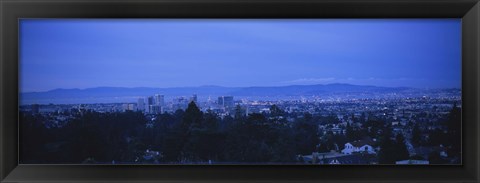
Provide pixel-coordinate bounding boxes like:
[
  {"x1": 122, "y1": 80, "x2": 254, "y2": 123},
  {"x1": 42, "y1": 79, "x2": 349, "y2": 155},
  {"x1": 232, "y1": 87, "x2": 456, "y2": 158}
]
[{"x1": 1, "y1": 0, "x2": 479, "y2": 182}]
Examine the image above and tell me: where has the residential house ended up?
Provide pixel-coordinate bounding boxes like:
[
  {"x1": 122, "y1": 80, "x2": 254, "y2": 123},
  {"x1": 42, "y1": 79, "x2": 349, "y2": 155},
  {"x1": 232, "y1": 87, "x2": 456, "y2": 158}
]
[{"x1": 341, "y1": 137, "x2": 377, "y2": 154}]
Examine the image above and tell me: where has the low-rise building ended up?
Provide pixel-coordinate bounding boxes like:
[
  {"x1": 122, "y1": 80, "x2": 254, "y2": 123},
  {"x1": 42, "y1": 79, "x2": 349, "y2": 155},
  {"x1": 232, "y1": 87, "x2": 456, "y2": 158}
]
[{"x1": 341, "y1": 137, "x2": 377, "y2": 154}]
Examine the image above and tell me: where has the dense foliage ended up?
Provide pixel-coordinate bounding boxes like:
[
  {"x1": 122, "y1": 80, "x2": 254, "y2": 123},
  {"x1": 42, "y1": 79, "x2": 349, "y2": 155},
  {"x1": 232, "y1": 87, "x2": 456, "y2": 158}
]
[
  {"x1": 20, "y1": 102, "x2": 461, "y2": 164},
  {"x1": 21, "y1": 103, "x2": 320, "y2": 164}
]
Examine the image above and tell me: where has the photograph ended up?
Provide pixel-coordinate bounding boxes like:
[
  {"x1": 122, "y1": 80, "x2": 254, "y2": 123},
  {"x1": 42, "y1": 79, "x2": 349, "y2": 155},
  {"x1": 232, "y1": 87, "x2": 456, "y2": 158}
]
[{"x1": 19, "y1": 19, "x2": 462, "y2": 165}]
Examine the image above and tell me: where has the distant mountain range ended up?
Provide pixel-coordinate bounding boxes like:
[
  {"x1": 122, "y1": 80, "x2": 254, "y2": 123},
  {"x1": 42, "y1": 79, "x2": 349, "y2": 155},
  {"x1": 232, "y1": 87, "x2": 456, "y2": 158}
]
[{"x1": 20, "y1": 83, "x2": 460, "y2": 104}]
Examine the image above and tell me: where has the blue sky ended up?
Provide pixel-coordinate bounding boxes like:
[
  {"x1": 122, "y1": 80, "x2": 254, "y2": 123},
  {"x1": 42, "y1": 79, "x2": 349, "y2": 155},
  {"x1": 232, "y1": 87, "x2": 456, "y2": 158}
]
[{"x1": 20, "y1": 19, "x2": 461, "y2": 92}]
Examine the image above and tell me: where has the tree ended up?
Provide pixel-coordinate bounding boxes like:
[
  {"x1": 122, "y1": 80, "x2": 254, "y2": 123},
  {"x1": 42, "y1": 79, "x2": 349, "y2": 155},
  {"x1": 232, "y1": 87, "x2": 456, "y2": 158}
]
[
  {"x1": 304, "y1": 112, "x2": 313, "y2": 123},
  {"x1": 428, "y1": 128, "x2": 446, "y2": 146},
  {"x1": 346, "y1": 122, "x2": 355, "y2": 142},
  {"x1": 234, "y1": 105, "x2": 245, "y2": 120},
  {"x1": 411, "y1": 123, "x2": 422, "y2": 146},
  {"x1": 360, "y1": 112, "x2": 367, "y2": 123},
  {"x1": 319, "y1": 130, "x2": 339, "y2": 152},
  {"x1": 428, "y1": 151, "x2": 448, "y2": 164},
  {"x1": 20, "y1": 113, "x2": 51, "y2": 163},
  {"x1": 394, "y1": 134, "x2": 410, "y2": 161},
  {"x1": 162, "y1": 130, "x2": 186, "y2": 162},
  {"x1": 182, "y1": 128, "x2": 225, "y2": 162},
  {"x1": 181, "y1": 101, "x2": 203, "y2": 131},
  {"x1": 379, "y1": 129, "x2": 410, "y2": 164},
  {"x1": 222, "y1": 112, "x2": 297, "y2": 163},
  {"x1": 378, "y1": 124, "x2": 396, "y2": 164},
  {"x1": 203, "y1": 110, "x2": 220, "y2": 131},
  {"x1": 270, "y1": 105, "x2": 284, "y2": 117},
  {"x1": 446, "y1": 103, "x2": 461, "y2": 155},
  {"x1": 270, "y1": 128, "x2": 296, "y2": 162},
  {"x1": 364, "y1": 120, "x2": 385, "y2": 139},
  {"x1": 350, "y1": 113, "x2": 356, "y2": 122},
  {"x1": 294, "y1": 117, "x2": 319, "y2": 155}
]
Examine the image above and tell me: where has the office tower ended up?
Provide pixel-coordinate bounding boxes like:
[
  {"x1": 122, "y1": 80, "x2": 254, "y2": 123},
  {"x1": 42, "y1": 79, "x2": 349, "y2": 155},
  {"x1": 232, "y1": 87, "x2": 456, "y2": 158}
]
[
  {"x1": 223, "y1": 96, "x2": 234, "y2": 108},
  {"x1": 147, "y1": 96, "x2": 155, "y2": 106},
  {"x1": 137, "y1": 98, "x2": 145, "y2": 112},
  {"x1": 173, "y1": 97, "x2": 189, "y2": 111},
  {"x1": 146, "y1": 96, "x2": 155, "y2": 113},
  {"x1": 150, "y1": 105, "x2": 162, "y2": 114},
  {"x1": 123, "y1": 103, "x2": 135, "y2": 112},
  {"x1": 155, "y1": 94, "x2": 165, "y2": 106},
  {"x1": 218, "y1": 96, "x2": 224, "y2": 106},
  {"x1": 129, "y1": 104, "x2": 136, "y2": 111},
  {"x1": 218, "y1": 96, "x2": 234, "y2": 108}
]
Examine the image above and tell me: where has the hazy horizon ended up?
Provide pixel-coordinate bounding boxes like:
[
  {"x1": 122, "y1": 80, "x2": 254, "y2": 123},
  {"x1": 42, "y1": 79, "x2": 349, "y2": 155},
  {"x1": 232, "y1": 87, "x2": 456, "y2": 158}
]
[
  {"x1": 21, "y1": 82, "x2": 462, "y2": 93},
  {"x1": 20, "y1": 19, "x2": 461, "y2": 92}
]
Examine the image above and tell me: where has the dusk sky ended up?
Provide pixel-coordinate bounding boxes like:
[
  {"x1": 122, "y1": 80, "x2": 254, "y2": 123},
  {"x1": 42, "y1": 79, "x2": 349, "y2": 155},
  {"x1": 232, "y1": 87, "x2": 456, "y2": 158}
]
[{"x1": 20, "y1": 19, "x2": 461, "y2": 92}]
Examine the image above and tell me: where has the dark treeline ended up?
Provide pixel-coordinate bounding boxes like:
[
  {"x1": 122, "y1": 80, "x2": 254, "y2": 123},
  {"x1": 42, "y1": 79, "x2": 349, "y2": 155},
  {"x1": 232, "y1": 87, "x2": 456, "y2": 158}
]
[
  {"x1": 21, "y1": 102, "x2": 319, "y2": 164},
  {"x1": 20, "y1": 102, "x2": 461, "y2": 164}
]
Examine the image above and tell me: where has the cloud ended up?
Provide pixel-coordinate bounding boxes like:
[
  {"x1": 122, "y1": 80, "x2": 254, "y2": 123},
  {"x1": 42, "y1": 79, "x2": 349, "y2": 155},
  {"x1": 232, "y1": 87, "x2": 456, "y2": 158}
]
[{"x1": 279, "y1": 77, "x2": 439, "y2": 88}]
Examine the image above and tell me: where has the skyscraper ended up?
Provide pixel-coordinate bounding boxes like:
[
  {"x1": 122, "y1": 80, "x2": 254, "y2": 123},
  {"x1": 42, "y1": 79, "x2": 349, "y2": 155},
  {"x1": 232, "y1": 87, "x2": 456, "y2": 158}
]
[
  {"x1": 123, "y1": 103, "x2": 135, "y2": 112},
  {"x1": 218, "y1": 96, "x2": 234, "y2": 108},
  {"x1": 223, "y1": 96, "x2": 234, "y2": 108},
  {"x1": 147, "y1": 96, "x2": 155, "y2": 105},
  {"x1": 218, "y1": 96, "x2": 224, "y2": 106},
  {"x1": 173, "y1": 97, "x2": 189, "y2": 111},
  {"x1": 155, "y1": 94, "x2": 165, "y2": 106},
  {"x1": 137, "y1": 98, "x2": 145, "y2": 112},
  {"x1": 147, "y1": 96, "x2": 155, "y2": 113},
  {"x1": 150, "y1": 105, "x2": 162, "y2": 114}
]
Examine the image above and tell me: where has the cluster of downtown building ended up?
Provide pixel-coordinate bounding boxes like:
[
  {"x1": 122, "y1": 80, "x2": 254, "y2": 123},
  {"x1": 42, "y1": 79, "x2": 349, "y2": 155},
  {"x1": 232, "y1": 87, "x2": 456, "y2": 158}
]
[
  {"x1": 22, "y1": 91, "x2": 461, "y2": 130},
  {"x1": 24, "y1": 94, "x2": 238, "y2": 121},
  {"x1": 127, "y1": 94, "x2": 235, "y2": 115}
]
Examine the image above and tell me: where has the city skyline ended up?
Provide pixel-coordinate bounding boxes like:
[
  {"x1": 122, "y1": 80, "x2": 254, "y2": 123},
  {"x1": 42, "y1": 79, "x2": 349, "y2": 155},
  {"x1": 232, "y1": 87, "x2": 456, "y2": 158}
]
[
  {"x1": 20, "y1": 19, "x2": 461, "y2": 92},
  {"x1": 20, "y1": 82, "x2": 461, "y2": 105}
]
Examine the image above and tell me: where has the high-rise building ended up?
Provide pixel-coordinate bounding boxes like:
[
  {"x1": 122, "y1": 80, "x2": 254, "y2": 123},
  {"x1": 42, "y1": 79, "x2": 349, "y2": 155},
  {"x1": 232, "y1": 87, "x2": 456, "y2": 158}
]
[
  {"x1": 137, "y1": 98, "x2": 145, "y2": 112},
  {"x1": 218, "y1": 96, "x2": 234, "y2": 108},
  {"x1": 129, "y1": 104, "x2": 136, "y2": 111},
  {"x1": 173, "y1": 97, "x2": 189, "y2": 111},
  {"x1": 150, "y1": 105, "x2": 162, "y2": 114},
  {"x1": 147, "y1": 96, "x2": 155, "y2": 105},
  {"x1": 123, "y1": 103, "x2": 135, "y2": 112},
  {"x1": 155, "y1": 94, "x2": 165, "y2": 106},
  {"x1": 146, "y1": 96, "x2": 155, "y2": 113},
  {"x1": 218, "y1": 96, "x2": 224, "y2": 106},
  {"x1": 223, "y1": 96, "x2": 234, "y2": 108}
]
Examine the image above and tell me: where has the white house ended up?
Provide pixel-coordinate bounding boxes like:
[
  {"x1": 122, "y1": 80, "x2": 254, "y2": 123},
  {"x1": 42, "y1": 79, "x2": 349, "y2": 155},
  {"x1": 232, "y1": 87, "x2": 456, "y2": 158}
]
[{"x1": 341, "y1": 138, "x2": 377, "y2": 154}]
